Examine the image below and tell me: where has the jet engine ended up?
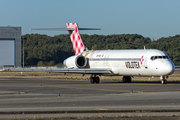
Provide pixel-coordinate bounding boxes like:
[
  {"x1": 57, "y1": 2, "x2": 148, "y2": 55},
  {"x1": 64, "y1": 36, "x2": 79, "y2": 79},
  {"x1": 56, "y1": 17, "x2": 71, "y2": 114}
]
[
  {"x1": 63, "y1": 55, "x2": 88, "y2": 68},
  {"x1": 75, "y1": 55, "x2": 87, "y2": 68}
]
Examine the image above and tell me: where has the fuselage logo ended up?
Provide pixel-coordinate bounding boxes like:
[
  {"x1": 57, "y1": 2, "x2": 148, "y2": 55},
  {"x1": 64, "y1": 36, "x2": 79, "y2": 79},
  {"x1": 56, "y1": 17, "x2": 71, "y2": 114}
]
[
  {"x1": 140, "y1": 56, "x2": 144, "y2": 65},
  {"x1": 96, "y1": 54, "x2": 104, "y2": 57},
  {"x1": 125, "y1": 61, "x2": 141, "y2": 69},
  {"x1": 125, "y1": 56, "x2": 144, "y2": 69}
]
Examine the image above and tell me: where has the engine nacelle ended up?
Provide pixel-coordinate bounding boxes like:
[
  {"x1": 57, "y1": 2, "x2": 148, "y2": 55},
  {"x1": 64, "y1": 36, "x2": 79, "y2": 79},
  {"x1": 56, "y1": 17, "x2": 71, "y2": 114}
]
[
  {"x1": 63, "y1": 55, "x2": 88, "y2": 68},
  {"x1": 75, "y1": 55, "x2": 87, "y2": 68}
]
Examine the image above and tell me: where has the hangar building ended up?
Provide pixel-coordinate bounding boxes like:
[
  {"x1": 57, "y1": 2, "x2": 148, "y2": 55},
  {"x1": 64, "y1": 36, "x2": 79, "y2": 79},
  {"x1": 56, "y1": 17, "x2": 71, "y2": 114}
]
[{"x1": 0, "y1": 27, "x2": 21, "y2": 67}]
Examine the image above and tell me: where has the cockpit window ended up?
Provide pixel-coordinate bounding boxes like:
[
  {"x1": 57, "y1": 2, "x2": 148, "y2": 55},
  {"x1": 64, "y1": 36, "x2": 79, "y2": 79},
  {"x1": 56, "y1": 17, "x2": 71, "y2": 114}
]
[
  {"x1": 163, "y1": 56, "x2": 166, "y2": 59},
  {"x1": 158, "y1": 56, "x2": 162, "y2": 59},
  {"x1": 150, "y1": 55, "x2": 169, "y2": 61},
  {"x1": 154, "y1": 56, "x2": 157, "y2": 60},
  {"x1": 150, "y1": 56, "x2": 154, "y2": 60}
]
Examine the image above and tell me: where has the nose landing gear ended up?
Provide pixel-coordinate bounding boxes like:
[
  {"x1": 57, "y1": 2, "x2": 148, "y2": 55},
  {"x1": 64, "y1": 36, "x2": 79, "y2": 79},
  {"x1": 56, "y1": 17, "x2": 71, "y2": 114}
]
[
  {"x1": 161, "y1": 76, "x2": 168, "y2": 85},
  {"x1": 161, "y1": 79, "x2": 167, "y2": 84}
]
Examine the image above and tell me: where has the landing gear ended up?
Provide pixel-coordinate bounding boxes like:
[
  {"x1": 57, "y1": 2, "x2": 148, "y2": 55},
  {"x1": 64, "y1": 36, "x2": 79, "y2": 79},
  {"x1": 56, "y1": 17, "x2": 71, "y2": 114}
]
[
  {"x1": 161, "y1": 79, "x2": 167, "y2": 84},
  {"x1": 122, "y1": 76, "x2": 131, "y2": 83},
  {"x1": 90, "y1": 75, "x2": 100, "y2": 84},
  {"x1": 161, "y1": 76, "x2": 167, "y2": 85}
]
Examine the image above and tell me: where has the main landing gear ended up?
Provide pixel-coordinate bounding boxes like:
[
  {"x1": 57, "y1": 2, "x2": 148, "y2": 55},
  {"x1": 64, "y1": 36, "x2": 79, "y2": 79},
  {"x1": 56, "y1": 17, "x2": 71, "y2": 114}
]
[
  {"x1": 161, "y1": 76, "x2": 167, "y2": 85},
  {"x1": 122, "y1": 76, "x2": 132, "y2": 83},
  {"x1": 90, "y1": 75, "x2": 100, "y2": 84}
]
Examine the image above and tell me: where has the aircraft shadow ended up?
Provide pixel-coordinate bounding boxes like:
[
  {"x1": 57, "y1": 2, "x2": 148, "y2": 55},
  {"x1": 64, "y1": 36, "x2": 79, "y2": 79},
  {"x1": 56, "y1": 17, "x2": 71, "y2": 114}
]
[{"x1": 101, "y1": 81, "x2": 180, "y2": 84}]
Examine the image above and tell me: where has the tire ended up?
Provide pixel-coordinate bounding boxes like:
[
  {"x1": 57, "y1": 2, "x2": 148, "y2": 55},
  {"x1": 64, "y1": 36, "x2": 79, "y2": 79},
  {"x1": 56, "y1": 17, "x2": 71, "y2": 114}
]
[
  {"x1": 90, "y1": 77, "x2": 95, "y2": 84},
  {"x1": 161, "y1": 80, "x2": 165, "y2": 84},
  {"x1": 127, "y1": 76, "x2": 131, "y2": 83},
  {"x1": 95, "y1": 77, "x2": 100, "y2": 84},
  {"x1": 122, "y1": 76, "x2": 126, "y2": 83}
]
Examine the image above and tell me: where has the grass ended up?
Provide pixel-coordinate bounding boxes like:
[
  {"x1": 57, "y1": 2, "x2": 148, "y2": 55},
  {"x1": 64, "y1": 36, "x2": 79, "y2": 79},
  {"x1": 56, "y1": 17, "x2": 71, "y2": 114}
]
[{"x1": 0, "y1": 69, "x2": 180, "y2": 82}]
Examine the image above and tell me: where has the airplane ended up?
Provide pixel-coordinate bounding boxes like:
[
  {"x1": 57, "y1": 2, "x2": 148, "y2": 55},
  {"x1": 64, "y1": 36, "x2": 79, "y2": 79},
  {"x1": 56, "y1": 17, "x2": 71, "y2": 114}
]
[{"x1": 12, "y1": 23, "x2": 180, "y2": 84}]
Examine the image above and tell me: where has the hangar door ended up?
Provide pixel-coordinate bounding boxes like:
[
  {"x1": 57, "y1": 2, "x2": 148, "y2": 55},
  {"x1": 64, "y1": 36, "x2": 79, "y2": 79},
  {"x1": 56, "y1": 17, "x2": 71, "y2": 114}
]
[{"x1": 0, "y1": 39, "x2": 15, "y2": 66}]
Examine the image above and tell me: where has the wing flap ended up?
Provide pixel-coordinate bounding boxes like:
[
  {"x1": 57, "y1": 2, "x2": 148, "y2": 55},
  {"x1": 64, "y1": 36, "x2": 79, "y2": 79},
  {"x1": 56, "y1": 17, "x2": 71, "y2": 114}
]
[{"x1": 10, "y1": 68, "x2": 111, "y2": 74}]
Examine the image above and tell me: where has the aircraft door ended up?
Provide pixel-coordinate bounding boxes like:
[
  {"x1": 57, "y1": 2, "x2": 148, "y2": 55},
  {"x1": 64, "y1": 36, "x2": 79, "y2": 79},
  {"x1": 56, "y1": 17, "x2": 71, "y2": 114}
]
[{"x1": 144, "y1": 57, "x2": 148, "y2": 69}]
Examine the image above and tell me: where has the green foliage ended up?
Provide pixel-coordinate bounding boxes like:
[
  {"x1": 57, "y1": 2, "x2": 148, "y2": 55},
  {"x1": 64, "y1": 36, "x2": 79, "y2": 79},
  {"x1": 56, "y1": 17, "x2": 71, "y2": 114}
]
[
  {"x1": 147, "y1": 35, "x2": 180, "y2": 65},
  {"x1": 22, "y1": 34, "x2": 180, "y2": 66},
  {"x1": 57, "y1": 63, "x2": 63, "y2": 68},
  {"x1": 91, "y1": 44, "x2": 98, "y2": 50},
  {"x1": 48, "y1": 61, "x2": 55, "y2": 66},
  {"x1": 37, "y1": 61, "x2": 45, "y2": 66}
]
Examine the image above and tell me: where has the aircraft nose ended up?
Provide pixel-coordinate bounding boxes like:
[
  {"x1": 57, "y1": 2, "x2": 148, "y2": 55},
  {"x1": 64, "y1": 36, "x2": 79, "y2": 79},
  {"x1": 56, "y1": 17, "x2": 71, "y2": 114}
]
[{"x1": 163, "y1": 62, "x2": 175, "y2": 75}]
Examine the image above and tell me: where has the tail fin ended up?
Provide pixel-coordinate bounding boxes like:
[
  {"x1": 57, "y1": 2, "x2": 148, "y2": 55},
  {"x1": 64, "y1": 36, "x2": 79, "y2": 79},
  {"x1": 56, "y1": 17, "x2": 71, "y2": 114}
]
[
  {"x1": 30, "y1": 23, "x2": 100, "y2": 55},
  {"x1": 67, "y1": 23, "x2": 85, "y2": 55}
]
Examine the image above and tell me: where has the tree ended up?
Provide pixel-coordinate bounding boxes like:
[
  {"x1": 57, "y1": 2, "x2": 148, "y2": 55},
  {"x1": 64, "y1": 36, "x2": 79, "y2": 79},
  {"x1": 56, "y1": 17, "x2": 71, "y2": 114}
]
[
  {"x1": 22, "y1": 33, "x2": 180, "y2": 66},
  {"x1": 37, "y1": 61, "x2": 45, "y2": 66},
  {"x1": 49, "y1": 61, "x2": 55, "y2": 66},
  {"x1": 91, "y1": 44, "x2": 98, "y2": 50}
]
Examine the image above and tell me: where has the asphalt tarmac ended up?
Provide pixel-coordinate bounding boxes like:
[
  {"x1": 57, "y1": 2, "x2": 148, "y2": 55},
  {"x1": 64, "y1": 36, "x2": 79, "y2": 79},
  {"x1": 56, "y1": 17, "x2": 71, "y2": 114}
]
[{"x1": 0, "y1": 78, "x2": 180, "y2": 119}]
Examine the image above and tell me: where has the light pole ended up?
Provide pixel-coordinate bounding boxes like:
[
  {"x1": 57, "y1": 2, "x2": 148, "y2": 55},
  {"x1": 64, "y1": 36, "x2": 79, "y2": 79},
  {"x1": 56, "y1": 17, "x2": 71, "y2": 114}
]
[{"x1": 23, "y1": 36, "x2": 24, "y2": 68}]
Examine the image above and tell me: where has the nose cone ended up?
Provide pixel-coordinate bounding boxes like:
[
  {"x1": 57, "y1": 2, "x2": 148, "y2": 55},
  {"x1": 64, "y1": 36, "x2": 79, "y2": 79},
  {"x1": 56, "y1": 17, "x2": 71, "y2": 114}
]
[{"x1": 163, "y1": 61, "x2": 175, "y2": 75}]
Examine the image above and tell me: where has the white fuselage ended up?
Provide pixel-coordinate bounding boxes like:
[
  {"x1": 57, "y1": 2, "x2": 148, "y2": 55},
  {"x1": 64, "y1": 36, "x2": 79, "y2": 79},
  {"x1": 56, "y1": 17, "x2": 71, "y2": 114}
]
[{"x1": 63, "y1": 49, "x2": 175, "y2": 77}]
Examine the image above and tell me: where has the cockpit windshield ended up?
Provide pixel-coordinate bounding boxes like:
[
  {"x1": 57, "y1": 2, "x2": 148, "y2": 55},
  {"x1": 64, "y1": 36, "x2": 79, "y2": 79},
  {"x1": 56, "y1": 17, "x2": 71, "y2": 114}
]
[{"x1": 150, "y1": 55, "x2": 169, "y2": 61}]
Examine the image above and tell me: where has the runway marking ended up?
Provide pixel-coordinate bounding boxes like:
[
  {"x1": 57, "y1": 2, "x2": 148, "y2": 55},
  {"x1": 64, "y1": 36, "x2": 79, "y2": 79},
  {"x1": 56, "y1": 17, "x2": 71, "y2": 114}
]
[
  {"x1": 143, "y1": 92, "x2": 157, "y2": 94},
  {"x1": 53, "y1": 82, "x2": 180, "y2": 86},
  {"x1": 44, "y1": 85, "x2": 145, "y2": 93},
  {"x1": 97, "y1": 108, "x2": 108, "y2": 110},
  {"x1": 35, "y1": 85, "x2": 129, "y2": 93},
  {"x1": 30, "y1": 85, "x2": 166, "y2": 94}
]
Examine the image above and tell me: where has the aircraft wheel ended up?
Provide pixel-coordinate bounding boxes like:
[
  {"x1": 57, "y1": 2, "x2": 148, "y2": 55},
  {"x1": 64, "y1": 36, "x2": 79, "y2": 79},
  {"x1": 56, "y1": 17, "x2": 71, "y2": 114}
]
[
  {"x1": 161, "y1": 79, "x2": 167, "y2": 85},
  {"x1": 95, "y1": 77, "x2": 100, "y2": 84},
  {"x1": 161, "y1": 80, "x2": 164, "y2": 84},
  {"x1": 122, "y1": 76, "x2": 126, "y2": 83},
  {"x1": 90, "y1": 77, "x2": 95, "y2": 84},
  {"x1": 122, "y1": 76, "x2": 131, "y2": 83},
  {"x1": 127, "y1": 76, "x2": 131, "y2": 83}
]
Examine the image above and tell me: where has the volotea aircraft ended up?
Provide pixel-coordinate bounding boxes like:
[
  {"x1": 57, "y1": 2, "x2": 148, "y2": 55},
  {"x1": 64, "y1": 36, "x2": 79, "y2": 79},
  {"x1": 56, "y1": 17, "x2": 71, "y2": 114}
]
[{"x1": 15, "y1": 23, "x2": 180, "y2": 84}]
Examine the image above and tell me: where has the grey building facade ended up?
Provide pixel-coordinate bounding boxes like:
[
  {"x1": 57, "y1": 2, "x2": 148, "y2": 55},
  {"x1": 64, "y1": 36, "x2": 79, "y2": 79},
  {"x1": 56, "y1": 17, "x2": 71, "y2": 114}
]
[{"x1": 0, "y1": 27, "x2": 21, "y2": 67}]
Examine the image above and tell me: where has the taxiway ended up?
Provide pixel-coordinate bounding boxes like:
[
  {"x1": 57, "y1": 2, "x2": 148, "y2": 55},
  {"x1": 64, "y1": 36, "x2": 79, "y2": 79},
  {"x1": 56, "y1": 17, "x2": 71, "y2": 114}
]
[{"x1": 0, "y1": 78, "x2": 180, "y2": 119}]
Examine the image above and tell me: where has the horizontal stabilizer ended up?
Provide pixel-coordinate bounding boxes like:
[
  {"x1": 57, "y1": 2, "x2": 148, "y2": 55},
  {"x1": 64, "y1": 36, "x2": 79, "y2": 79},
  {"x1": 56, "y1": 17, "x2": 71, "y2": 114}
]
[
  {"x1": 30, "y1": 28, "x2": 100, "y2": 31},
  {"x1": 30, "y1": 28, "x2": 75, "y2": 31},
  {"x1": 78, "y1": 28, "x2": 101, "y2": 30},
  {"x1": 30, "y1": 23, "x2": 100, "y2": 55}
]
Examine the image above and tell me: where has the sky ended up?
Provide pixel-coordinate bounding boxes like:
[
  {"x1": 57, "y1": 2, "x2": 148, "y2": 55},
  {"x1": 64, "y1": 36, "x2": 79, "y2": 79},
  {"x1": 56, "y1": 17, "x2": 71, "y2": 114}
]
[{"x1": 1, "y1": 0, "x2": 180, "y2": 40}]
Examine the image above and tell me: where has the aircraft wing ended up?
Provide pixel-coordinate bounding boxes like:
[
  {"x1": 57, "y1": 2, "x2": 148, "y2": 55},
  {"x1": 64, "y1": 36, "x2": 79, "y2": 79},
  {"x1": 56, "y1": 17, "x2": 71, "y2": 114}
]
[
  {"x1": 175, "y1": 66, "x2": 180, "y2": 69},
  {"x1": 9, "y1": 68, "x2": 112, "y2": 74}
]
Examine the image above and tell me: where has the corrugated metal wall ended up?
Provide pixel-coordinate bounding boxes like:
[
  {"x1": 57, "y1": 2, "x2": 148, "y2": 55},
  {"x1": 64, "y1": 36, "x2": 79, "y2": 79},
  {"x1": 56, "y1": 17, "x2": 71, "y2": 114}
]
[{"x1": 0, "y1": 27, "x2": 21, "y2": 67}]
